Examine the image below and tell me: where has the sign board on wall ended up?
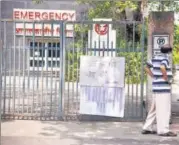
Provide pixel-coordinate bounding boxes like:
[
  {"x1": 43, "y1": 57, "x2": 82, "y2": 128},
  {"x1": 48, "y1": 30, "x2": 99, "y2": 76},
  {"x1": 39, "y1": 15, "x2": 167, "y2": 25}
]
[
  {"x1": 153, "y1": 34, "x2": 169, "y2": 54},
  {"x1": 88, "y1": 19, "x2": 116, "y2": 56},
  {"x1": 79, "y1": 56, "x2": 125, "y2": 117},
  {"x1": 13, "y1": 9, "x2": 76, "y2": 37}
]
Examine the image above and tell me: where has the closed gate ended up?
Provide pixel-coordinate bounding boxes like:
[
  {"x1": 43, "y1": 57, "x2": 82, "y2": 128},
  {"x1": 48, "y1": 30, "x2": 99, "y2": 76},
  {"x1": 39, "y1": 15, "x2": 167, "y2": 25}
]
[
  {"x1": 63, "y1": 20, "x2": 147, "y2": 121},
  {"x1": 0, "y1": 20, "x2": 146, "y2": 121},
  {"x1": 0, "y1": 20, "x2": 63, "y2": 120}
]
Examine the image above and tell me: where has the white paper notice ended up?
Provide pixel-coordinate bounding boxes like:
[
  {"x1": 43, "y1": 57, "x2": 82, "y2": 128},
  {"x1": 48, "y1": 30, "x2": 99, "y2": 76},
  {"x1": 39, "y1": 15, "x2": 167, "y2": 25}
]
[
  {"x1": 79, "y1": 56, "x2": 125, "y2": 87},
  {"x1": 79, "y1": 56, "x2": 125, "y2": 117}
]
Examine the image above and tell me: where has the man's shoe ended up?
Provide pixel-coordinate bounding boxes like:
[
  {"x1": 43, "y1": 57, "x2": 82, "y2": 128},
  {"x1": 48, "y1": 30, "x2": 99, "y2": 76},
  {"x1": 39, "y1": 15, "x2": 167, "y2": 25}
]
[
  {"x1": 159, "y1": 132, "x2": 177, "y2": 137},
  {"x1": 142, "y1": 130, "x2": 157, "y2": 134}
]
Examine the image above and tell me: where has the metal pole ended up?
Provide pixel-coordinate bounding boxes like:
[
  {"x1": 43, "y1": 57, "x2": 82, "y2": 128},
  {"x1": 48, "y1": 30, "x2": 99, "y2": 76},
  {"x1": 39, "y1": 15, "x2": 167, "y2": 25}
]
[
  {"x1": 59, "y1": 21, "x2": 65, "y2": 119},
  {"x1": 140, "y1": 20, "x2": 145, "y2": 119},
  {"x1": 0, "y1": 0, "x2": 2, "y2": 143},
  {"x1": 0, "y1": 41, "x2": 1, "y2": 145}
]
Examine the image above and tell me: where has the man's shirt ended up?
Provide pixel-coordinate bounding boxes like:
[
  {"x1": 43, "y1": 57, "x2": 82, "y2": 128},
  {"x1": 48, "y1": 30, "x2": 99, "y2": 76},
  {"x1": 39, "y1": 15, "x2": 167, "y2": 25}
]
[{"x1": 147, "y1": 54, "x2": 172, "y2": 93}]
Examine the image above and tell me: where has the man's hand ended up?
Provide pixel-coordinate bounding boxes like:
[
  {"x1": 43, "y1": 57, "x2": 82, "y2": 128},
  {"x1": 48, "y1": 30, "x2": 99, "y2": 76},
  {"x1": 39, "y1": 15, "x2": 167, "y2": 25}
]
[
  {"x1": 160, "y1": 65, "x2": 168, "y2": 81},
  {"x1": 145, "y1": 67, "x2": 153, "y2": 77}
]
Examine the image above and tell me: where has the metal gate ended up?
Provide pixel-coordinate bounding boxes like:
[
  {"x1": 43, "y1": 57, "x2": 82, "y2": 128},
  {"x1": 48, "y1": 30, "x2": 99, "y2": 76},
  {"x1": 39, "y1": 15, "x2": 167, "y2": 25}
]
[
  {"x1": 0, "y1": 20, "x2": 146, "y2": 121},
  {"x1": 63, "y1": 20, "x2": 146, "y2": 121},
  {"x1": 0, "y1": 20, "x2": 63, "y2": 120}
]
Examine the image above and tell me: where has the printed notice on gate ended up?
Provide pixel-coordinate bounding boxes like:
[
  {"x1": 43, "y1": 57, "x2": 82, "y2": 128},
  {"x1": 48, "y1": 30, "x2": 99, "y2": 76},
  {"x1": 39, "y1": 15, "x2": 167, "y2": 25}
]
[{"x1": 79, "y1": 56, "x2": 125, "y2": 117}]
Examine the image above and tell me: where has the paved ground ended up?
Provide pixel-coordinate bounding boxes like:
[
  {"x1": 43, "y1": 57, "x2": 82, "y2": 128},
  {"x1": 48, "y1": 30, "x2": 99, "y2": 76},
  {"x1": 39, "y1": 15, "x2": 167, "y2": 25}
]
[{"x1": 2, "y1": 120, "x2": 179, "y2": 145}]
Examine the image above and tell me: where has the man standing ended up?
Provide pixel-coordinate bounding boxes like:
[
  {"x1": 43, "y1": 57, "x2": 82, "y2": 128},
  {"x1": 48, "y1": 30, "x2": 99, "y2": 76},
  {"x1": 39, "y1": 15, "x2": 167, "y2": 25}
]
[{"x1": 142, "y1": 44, "x2": 177, "y2": 137}]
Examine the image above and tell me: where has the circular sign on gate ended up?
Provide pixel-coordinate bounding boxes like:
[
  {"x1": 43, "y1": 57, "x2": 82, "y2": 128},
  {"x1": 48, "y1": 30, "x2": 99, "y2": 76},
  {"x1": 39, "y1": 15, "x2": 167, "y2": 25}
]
[
  {"x1": 95, "y1": 24, "x2": 109, "y2": 35},
  {"x1": 157, "y1": 37, "x2": 165, "y2": 46}
]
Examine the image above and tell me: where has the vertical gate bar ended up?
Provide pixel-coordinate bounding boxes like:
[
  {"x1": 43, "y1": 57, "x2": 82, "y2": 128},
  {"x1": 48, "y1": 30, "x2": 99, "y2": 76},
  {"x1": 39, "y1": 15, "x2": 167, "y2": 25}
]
[
  {"x1": 67, "y1": 23, "x2": 70, "y2": 116},
  {"x1": 140, "y1": 21, "x2": 145, "y2": 118},
  {"x1": 0, "y1": 19, "x2": 1, "y2": 140},
  {"x1": 22, "y1": 21, "x2": 26, "y2": 115},
  {"x1": 133, "y1": 22, "x2": 137, "y2": 117},
  {"x1": 133, "y1": 22, "x2": 135, "y2": 52},
  {"x1": 103, "y1": 41, "x2": 105, "y2": 56},
  {"x1": 27, "y1": 23, "x2": 30, "y2": 115},
  {"x1": 145, "y1": 77, "x2": 147, "y2": 116},
  {"x1": 131, "y1": 22, "x2": 135, "y2": 117},
  {"x1": 0, "y1": 19, "x2": 2, "y2": 137},
  {"x1": 50, "y1": 23, "x2": 53, "y2": 118},
  {"x1": 3, "y1": 21, "x2": 6, "y2": 116},
  {"x1": 78, "y1": 22, "x2": 84, "y2": 113},
  {"x1": 9, "y1": 41, "x2": 12, "y2": 114},
  {"x1": 66, "y1": 43, "x2": 69, "y2": 116},
  {"x1": 45, "y1": 25, "x2": 49, "y2": 118},
  {"x1": 31, "y1": 22, "x2": 35, "y2": 117},
  {"x1": 54, "y1": 41, "x2": 58, "y2": 118},
  {"x1": 112, "y1": 41, "x2": 114, "y2": 56},
  {"x1": 90, "y1": 24, "x2": 92, "y2": 55},
  {"x1": 35, "y1": 25, "x2": 39, "y2": 117},
  {"x1": 93, "y1": 23, "x2": 96, "y2": 56},
  {"x1": 8, "y1": 44, "x2": 12, "y2": 114},
  {"x1": 13, "y1": 21, "x2": 16, "y2": 117},
  {"x1": 76, "y1": 22, "x2": 79, "y2": 113},
  {"x1": 85, "y1": 43, "x2": 88, "y2": 55},
  {"x1": 125, "y1": 22, "x2": 130, "y2": 118},
  {"x1": 62, "y1": 22, "x2": 66, "y2": 118},
  {"x1": 134, "y1": 24, "x2": 138, "y2": 117},
  {"x1": 81, "y1": 22, "x2": 84, "y2": 55},
  {"x1": 18, "y1": 32, "x2": 21, "y2": 115},
  {"x1": 59, "y1": 21, "x2": 64, "y2": 118},
  {"x1": 7, "y1": 39, "x2": 11, "y2": 114},
  {"x1": 40, "y1": 22, "x2": 44, "y2": 118},
  {"x1": 36, "y1": 33, "x2": 40, "y2": 117},
  {"x1": 128, "y1": 23, "x2": 132, "y2": 118},
  {"x1": 0, "y1": 27, "x2": 2, "y2": 79},
  {"x1": 136, "y1": 80, "x2": 139, "y2": 117},
  {"x1": 94, "y1": 41, "x2": 96, "y2": 56},
  {"x1": 1, "y1": 22, "x2": 3, "y2": 115},
  {"x1": 72, "y1": 22, "x2": 75, "y2": 114},
  {"x1": 98, "y1": 23, "x2": 101, "y2": 56},
  {"x1": 57, "y1": 23, "x2": 61, "y2": 118},
  {"x1": 136, "y1": 21, "x2": 139, "y2": 117},
  {"x1": 107, "y1": 23, "x2": 109, "y2": 56},
  {"x1": 114, "y1": 23, "x2": 117, "y2": 56},
  {"x1": 115, "y1": 23, "x2": 119, "y2": 56}
]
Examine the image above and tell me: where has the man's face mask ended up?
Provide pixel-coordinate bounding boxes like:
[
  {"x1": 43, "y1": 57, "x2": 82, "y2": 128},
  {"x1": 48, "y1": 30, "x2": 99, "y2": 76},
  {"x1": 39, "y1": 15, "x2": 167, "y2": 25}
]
[{"x1": 160, "y1": 47, "x2": 172, "y2": 54}]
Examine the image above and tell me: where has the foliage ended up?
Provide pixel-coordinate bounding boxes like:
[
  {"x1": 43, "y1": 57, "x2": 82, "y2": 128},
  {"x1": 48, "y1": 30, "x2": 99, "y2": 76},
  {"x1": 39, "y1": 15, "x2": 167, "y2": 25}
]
[
  {"x1": 148, "y1": 1, "x2": 179, "y2": 11},
  {"x1": 65, "y1": 50, "x2": 83, "y2": 82},
  {"x1": 65, "y1": 37, "x2": 84, "y2": 82},
  {"x1": 173, "y1": 25, "x2": 179, "y2": 65},
  {"x1": 117, "y1": 51, "x2": 147, "y2": 84},
  {"x1": 77, "y1": 0, "x2": 138, "y2": 20}
]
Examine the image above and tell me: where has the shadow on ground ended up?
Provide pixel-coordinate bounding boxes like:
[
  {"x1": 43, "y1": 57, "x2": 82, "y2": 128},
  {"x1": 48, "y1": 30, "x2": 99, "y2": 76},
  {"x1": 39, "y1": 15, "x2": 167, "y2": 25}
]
[{"x1": 2, "y1": 120, "x2": 179, "y2": 145}]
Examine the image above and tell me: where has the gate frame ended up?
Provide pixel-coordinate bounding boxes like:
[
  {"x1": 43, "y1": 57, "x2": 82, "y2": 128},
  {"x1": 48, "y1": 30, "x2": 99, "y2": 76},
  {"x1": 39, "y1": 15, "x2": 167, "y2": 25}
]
[
  {"x1": 62, "y1": 20, "x2": 146, "y2": 121},
  {"x1": 0, "y1": 19, "x2": 146, "y2": 121}
]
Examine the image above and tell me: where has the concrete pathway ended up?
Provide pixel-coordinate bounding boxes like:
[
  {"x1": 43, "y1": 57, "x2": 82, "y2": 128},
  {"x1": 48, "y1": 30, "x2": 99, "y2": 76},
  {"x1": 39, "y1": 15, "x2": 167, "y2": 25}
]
[{"x1": 1, "y1": 120, "x2": 179, "y2": 145}]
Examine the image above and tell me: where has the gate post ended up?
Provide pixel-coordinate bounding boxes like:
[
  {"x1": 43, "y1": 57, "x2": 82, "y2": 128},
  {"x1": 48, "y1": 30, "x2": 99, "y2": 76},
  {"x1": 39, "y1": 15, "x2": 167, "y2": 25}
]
[
  {"x1": 147, "y1": 12, "x2": 174, "y2": 111},
  {"x1": 0, "y1": 0, "x2": 2, "y2": 139},
  {"x1": 59, "y1": 21, "x2": 65, "y2": 119}
]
